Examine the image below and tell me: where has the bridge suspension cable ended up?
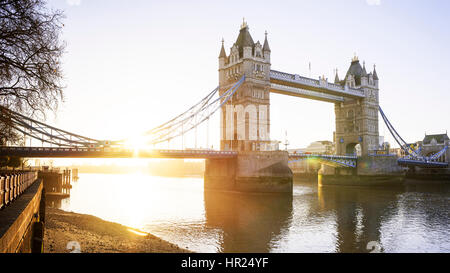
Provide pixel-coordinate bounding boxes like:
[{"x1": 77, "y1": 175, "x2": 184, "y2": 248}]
[
  {"x1": 0, "y1": 106, "x2": 100, "y2": 147},
  {"x1": 379, "y1": 106, "x2": 421, "y2": 159},
  {"x1": 1, "y1": 75, "x2": 245, "y2": 149},
  {"x1": 379, "y1": 106, "x2": 447, "y2": 162},
  {"x1": 135, "y1": 75, "x2": 245, "y2": 146}
]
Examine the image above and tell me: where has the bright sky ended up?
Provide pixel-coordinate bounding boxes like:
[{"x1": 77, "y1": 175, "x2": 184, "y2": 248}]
[{"x1": 45, "y1": 0, "x2": 450, "y2": 152}]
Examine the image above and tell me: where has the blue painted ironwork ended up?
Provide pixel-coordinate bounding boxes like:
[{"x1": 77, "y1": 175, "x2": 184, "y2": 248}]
[
  {"x1": 398, "y1": 159, "x2": 448, "y2": 168},
  {"x1": 379, "y1": 106, "x2": 448, "y2": 167},
  {"x1": 288, "y1": 153, "x2": 357, "y2": 168},
  {"x1": 428, "y1": 145, "x2": 448, "y2": 161}
]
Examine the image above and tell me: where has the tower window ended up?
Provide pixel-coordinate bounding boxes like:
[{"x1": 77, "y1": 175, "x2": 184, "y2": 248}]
[{"x1": 347, "y1": 110, "x2": 354, "y2": 119}]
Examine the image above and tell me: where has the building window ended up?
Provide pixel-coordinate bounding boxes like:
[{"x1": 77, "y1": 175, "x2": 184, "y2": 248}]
[{"x1": 347, "y1": 110, "x2": 354, "y2": 119}]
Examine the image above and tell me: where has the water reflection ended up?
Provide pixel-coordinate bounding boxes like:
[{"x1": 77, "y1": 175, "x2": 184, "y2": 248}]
[
  {"x1": 317, "y1": 185, "x2": 403, "y2": 252},
  {"x1": 52, "y1": 173, "x2": 450, "y2": 253},
  {"x1": 315, "y1": 182, "x2": 450, "y2": 252},
  {"x1": 204, "y1": 191, "x2": 292, "y2": 252},
  {"x1": 46, "y1": 196, "x2": 64, "y2": 208}
]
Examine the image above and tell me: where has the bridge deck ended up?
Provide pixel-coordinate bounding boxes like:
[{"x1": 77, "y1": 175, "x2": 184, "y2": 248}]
[
  {"x1": 0, "y1": 147, "x2": 237, "y2": 159},
  {"x1": 397, "y1": 159, "x2": 449, "y2": 168}
]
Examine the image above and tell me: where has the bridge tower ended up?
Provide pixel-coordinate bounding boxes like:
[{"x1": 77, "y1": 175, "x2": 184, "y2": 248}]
[
  {"x1": 334, "y1": 57, "x2": 380, "y2": 156},
  {"x1": 218, "y1": 21, "x2": 271, "y2": 152}
]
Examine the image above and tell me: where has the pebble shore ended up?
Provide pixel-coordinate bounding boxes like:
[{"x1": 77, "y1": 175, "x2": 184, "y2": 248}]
[{"x1": 44, "y1": 207, "x2": 191, "y2": 253}]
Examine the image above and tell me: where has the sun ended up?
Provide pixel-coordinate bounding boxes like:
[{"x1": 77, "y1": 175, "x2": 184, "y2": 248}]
[{"x1": 125, "y1": 135, "x2": 149, "y2": 151}]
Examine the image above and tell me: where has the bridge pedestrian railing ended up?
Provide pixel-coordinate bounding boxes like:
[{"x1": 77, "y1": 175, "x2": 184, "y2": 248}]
[
  {"x1": 0, "y1": 171, "x2": 38, "y2": 210},
  {"x1": 288, "y1": 153, "x2": 357, "y2": 168},
  {"x1": 368, "y1": 153, "x2": 397, "y2": 157}
]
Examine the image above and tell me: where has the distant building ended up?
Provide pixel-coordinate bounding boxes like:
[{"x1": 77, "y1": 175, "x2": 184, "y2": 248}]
[
  {"x1": 304, "y1": 140, "x2": 334, "y2": 154},
  {"x1": 288, "y1": 140, "x2": 335, "y2": 155},
  {"x1": 381, "y1": 141, "x2": 390, "y2": 151},
  {"x1": 420, "y1": 133, "x2": 449, "y2": 162},
  {"x1": 288, "y1": 140, "x2": 333, "y2": 174},
  {"x1": 288, "y1": 148, "x2": 306, "y2": 154},
  {"x1": 378, "y1": 136, "x2": 384, "y2": 148},
  {"x1": 389, "y1": 132, "x2": 449, "y2": 162},
  {"x1": 389, "y1": 147, "x2": 403, "y2": 157}
]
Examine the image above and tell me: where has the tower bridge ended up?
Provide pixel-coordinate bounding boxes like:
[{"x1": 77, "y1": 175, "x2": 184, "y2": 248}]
[
  {"x1": 218, "y1": 21, "x2": 380, "y2": 157},
  {"x1": 0, "y1": 21, "x2": 448, "y2": 193}
]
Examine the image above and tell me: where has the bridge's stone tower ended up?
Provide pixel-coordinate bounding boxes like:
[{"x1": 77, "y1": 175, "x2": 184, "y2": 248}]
[
  {"x1": 206, "y1": 21, "x2": 292, "y2": 194},
  {"x1": 218, "y1": 21, "x2": 271, "y2": 152},
  {"x1": 334, "y1": 57, "x2": 380, "y2": 156}
]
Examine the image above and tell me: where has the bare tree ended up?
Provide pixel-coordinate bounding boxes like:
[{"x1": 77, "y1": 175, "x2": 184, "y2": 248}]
[{"x1": 0, "y1": 0, "x2": 65, "y2": 144}]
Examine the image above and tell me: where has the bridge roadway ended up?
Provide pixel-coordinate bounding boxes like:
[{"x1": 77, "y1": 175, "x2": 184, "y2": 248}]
[
  {"x1": 270, "y1": 70, "x2": 366, "y2": 103},
  {"x1": 0, "y1": 146, "x2": 237, "y2": 159}
]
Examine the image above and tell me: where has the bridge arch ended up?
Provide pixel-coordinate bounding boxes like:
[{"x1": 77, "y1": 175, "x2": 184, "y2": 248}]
[{"x1": 346, "y1": 143, "x2": 361, "y2": 156}]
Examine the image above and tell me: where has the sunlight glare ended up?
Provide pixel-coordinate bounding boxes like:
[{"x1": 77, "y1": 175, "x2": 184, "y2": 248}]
[{"x1": 125, "y1": 135, "x2": 149, "y2": 152}]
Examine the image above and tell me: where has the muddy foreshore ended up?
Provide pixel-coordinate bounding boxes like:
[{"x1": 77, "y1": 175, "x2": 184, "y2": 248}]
[{"x1": 44, "y1": 207, "x2": 191, "y2": 253}]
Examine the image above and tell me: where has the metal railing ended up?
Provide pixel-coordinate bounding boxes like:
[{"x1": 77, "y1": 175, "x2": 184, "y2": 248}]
[{"x1": 288, "y1": 153, "x2": 357, "y2": 168}]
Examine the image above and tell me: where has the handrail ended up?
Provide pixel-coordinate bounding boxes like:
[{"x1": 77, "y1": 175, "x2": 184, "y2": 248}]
[{"x1": 0, "y1": 171, "x2": 38, "y2": 210}]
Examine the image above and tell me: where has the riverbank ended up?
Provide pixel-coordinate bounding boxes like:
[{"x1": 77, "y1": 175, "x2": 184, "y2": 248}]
[{"x1": 44, "y1": 207, "x2": 191, "y2": 253}]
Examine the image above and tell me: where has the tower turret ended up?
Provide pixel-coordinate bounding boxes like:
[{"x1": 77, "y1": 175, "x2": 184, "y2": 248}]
[
  {"x1": 263, "y1": 31, "x2": 271, "y2": 63},
  {"x1": 334, "y1": 68, "x2": 340, "y2": 84},
  {"x1": 373, "y1": 64, "x2": 379, "y2": 88},
  {"x1": 344, "y1": 55, "x2": 363, "y2": 87},
  {"x1": 361, "y1": 61, "x2": 368, "y2": 86},
  {"x1": 219, "y1": 38, "x2": 226, "y2": 67},
  {"x1": 235, "y1": 19, "x2": 254, "y2": 59}
]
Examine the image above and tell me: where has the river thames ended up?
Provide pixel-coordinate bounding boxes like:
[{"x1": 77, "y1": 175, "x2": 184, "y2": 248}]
[{"x1": 50, "y1": 173, "x2": 450, "y2": 253}]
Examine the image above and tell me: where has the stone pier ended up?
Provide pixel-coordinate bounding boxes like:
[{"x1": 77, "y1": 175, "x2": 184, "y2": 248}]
[
  {"x1": 204, "y1": 151, "x2": 293, "y2": 193},
  {"x1": 318, "y1": 155, "x2": 405, "y2": 186}
]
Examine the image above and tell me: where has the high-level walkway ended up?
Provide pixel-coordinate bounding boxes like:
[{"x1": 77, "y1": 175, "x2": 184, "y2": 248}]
[{"x1": 270, "y1": 70, "x2": 365, "y2": 103}]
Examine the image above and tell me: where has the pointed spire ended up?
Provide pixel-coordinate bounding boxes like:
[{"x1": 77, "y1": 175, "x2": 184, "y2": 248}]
[
  {"x1": 235, "y1": 21, "x2": 254, "y2": 48},
  {"x1": 219, "y1": 38, "x2": 226, "y2": 58},
  {"x1": 334, "y1": 68, "x2": 340, "y2": 84},
  {"x1": 263, "y1": 30, "x2": 271, "y2": 52},
  {"x1": 362, "y1": 61, "x2": 368, "y2": 77},
  {"x1": 240, "y1": 17, "x2": 248, "y2": 30},
  {"x1": 373, "y1": 64, "x2": 379, "y2": 80}
]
